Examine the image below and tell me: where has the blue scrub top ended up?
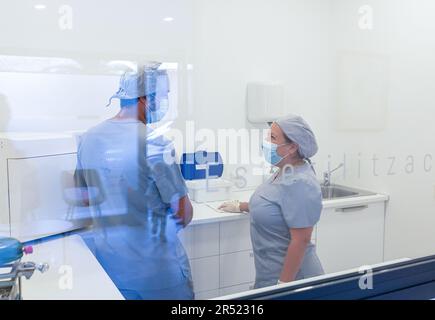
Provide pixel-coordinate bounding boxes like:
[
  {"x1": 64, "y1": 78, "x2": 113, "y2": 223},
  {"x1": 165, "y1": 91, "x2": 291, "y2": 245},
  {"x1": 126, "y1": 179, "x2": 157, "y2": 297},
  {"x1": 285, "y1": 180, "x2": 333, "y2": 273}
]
[
  {"x1": 75, "y1": 119, "x2": 193, "y2": 299},
  {"x1": 249, "y1": 162, "x2": 324, "y2": 289}
]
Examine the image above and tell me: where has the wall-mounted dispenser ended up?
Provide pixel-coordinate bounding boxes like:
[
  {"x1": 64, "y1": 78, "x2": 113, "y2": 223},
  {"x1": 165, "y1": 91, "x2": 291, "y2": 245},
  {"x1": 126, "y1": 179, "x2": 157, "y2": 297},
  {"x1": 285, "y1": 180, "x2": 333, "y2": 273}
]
[{"x1": 246, "y1": 82, "x2": 285, "y2": 123}]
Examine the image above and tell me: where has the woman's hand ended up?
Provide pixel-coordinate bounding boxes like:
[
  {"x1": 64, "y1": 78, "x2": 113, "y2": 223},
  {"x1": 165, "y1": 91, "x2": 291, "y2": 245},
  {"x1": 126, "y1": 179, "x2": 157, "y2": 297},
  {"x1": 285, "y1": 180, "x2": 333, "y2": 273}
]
[
  {"x1": 239, "y1": 202, "x2": 249, "y2": 213},
  {"x1": 218, "y1": 200, "x2": 249, "y2": 213}
]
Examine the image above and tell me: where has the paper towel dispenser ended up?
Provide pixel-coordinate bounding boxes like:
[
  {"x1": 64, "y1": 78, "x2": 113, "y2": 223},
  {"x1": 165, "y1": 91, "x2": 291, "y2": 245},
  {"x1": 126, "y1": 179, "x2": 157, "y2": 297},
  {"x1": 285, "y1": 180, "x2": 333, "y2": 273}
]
[{"x1": 246, "y1": 82, "x2": 285, "y2": 123}]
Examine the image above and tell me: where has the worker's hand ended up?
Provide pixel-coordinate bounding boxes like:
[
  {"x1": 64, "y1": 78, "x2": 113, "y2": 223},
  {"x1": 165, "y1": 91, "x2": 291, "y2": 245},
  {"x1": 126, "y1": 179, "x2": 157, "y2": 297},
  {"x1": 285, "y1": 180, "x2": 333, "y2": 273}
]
[
  {"x1": 81, "y1": 190, "x2": 90, "y2": 207},
  {"x1": 218, "y1": 200, "x2": 242, "y2": 213},
  {"x1": 170, "y1": 213, "x2": 185, "y2": 231}
]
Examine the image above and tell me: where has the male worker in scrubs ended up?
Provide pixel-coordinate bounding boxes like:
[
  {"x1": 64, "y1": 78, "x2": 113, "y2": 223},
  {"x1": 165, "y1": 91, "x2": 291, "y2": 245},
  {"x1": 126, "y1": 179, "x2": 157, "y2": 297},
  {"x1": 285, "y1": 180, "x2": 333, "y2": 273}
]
[
  {"x1": 219, "y1": 115, "x2": 324, "y2": 289},
  {"x1": 74, "y1": 64, "x2": 194, "y2": 300}
]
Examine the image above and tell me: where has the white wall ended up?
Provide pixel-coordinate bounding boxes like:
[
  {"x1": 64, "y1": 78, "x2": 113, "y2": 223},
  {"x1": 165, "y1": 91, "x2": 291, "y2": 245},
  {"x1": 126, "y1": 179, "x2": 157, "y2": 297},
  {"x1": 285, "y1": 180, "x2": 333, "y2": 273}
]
[
  {"x1": 0, "y1": 0, "x2": 194, "y2": 59},
  {"x1": 0, "y1": 0, "x2": 194, "y2": 132},
  {"x1": 189, "y1": 0, "x2": 333, "y2": 185},
  {"x1": 1, "y1": 0, "x2": 435, "y2": 265},
  {"x1": 0, "y1": 68, "x2": 179, "y2": 132},
  {"x1": 0, "y1": 0, "x2": 334, "y2": 184},
  {"x1": 191, "y1": 0, "x2": 333, "y2": 130},
  {"x1": 0, "y1": 72, "x2": 119, "y2": 132},
  {"x1": 328, "y1": 0, "x2": 435, "y2": 260}
]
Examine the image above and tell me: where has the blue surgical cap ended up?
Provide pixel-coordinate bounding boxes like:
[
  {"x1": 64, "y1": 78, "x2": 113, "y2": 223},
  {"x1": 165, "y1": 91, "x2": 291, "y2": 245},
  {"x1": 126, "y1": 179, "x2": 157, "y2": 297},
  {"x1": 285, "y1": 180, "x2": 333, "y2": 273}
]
[
  {"x1": 275, "y1": 114, "x2": 318, "y2": 159},
  {"x1": 107, "y1": 64, "x2": 170, "y2": 107}
]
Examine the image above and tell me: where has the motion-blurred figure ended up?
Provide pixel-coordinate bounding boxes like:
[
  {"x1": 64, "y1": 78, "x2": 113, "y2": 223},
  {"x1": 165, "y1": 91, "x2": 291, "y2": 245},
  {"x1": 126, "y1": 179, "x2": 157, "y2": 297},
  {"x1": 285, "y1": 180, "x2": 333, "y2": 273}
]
[{"x1": 75, "y1": 64, "x2": 194, "y2": 300}]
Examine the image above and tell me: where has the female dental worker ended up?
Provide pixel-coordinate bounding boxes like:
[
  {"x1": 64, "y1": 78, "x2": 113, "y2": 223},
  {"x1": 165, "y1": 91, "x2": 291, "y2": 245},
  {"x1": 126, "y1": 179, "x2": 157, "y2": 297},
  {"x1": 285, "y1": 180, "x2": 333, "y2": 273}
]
[{"x1": 219, "y1": 114, "x2": 324, "y2": 289}]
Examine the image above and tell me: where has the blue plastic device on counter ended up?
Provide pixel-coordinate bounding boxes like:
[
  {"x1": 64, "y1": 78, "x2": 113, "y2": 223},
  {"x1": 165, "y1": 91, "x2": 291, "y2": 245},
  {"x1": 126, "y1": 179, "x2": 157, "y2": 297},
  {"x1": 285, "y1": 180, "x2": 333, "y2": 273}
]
[
  {"x1": 0, "y1": 237, "x2": 33, "y2": 265},
  {"x1": 180, "y1": 151, "x2": 224, "y2": 180}
]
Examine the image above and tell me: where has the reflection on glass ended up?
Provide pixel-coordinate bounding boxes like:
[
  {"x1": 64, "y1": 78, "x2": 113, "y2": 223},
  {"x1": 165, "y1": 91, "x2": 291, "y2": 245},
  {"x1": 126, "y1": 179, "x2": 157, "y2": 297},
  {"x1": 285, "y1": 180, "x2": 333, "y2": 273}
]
[{"x1": 73, "y1": 63, "x2": 194, "y2": 300}]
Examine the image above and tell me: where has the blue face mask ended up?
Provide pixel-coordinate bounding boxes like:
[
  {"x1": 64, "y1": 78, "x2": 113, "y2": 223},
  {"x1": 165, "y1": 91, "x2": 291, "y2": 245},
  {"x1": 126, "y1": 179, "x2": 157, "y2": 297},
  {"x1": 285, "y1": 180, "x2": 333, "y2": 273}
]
[
  {"x1": 262, "y1": 140, "x2": 289, "y2": 166},
  {"x1": 145, "y1": 94, "x2": 169, "y2": 124},
  {"x1": 119, "y1": 96, "x2": 169, "y2": 124}
]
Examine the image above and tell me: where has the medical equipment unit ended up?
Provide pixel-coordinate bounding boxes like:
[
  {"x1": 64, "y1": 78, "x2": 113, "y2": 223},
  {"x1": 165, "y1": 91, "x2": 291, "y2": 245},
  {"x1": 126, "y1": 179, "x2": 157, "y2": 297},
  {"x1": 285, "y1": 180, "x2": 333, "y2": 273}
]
[
  {"x1": 0, "y1": 237, "x2": 49, "y2": 300},
  {"x1": 0, "y1": 132, "x2": 90, "y2": 242},
  {"x1": 180, "y1": 151, "x2": 233, "y2": 203}
]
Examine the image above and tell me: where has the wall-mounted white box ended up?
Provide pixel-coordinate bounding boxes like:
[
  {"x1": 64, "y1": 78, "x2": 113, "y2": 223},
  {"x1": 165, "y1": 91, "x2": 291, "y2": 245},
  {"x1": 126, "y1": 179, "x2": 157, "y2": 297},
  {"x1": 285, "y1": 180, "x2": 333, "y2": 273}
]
[{"x1": 246, "y1": 82, "x2": 286, "y2": 123}]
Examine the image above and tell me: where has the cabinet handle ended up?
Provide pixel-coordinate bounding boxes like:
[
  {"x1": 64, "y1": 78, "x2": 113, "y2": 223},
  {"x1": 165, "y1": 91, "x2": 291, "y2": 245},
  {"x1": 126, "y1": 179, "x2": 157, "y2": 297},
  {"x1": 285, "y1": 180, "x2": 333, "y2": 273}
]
[{"x1": 335, "y1": 205, "x2": 368, "y2": 213}]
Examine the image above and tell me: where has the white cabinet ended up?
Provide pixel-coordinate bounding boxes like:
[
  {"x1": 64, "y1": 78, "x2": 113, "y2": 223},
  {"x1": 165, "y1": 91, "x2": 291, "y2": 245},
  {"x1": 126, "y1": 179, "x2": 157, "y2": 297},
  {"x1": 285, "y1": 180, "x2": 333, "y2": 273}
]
[
  {"x1": 179, "y1": 224, "x2": 221, "y2": 297},
  {"x1": 179, "y1": 223, "x2": 220, "y2": 259},
  {"x1": 219, "y1": 218, "x2": 252, "y2": 254},
  {"x1": 190, "y1": 256, "x2": 220, "y2": 293},
  {"x1": 182, "y1": 220, "x2": 256, "y2": 300},
  {"x1": 185, "y1": 199, "x2": 386, "y2": 299},
  {"x1": 220, "y1": 250, "x2": 256, "y2": 288},
  {"x1": 316, "y1": 202, "x2": 385, "y2": 274}
]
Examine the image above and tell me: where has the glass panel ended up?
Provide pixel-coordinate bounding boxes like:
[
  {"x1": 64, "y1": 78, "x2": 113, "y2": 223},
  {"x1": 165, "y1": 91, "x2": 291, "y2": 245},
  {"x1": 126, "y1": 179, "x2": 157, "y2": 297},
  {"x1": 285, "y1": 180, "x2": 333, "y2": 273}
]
[{"x1": 0, "y1": 0, "x2": 433, "y2": 300}]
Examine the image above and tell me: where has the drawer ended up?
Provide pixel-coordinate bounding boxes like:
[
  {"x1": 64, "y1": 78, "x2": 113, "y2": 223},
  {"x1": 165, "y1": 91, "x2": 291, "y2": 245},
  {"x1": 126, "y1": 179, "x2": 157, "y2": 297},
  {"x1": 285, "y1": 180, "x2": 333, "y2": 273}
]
[
  {"x1": 219, "y1": 250, "x2": 255, "y2": 288},
  {"x1": 220, "y1": 218, "x2": 252, "y2": 254},
  {"x1": 190, "y1": 256, "x2": 220, "y2": 292},
  {"x1": 179, "y1": 223, "x2": 220, "y2": 259}
]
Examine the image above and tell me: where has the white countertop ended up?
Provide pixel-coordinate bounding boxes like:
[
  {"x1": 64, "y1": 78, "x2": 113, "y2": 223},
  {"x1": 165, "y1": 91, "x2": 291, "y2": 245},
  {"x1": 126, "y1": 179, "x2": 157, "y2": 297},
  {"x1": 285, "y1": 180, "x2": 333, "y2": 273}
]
[
  {"x1": 0, "y1": 131, "x2": 82, "y2": 141},
  {"x1": 20, "y1": 234, "x2": 124, "y2": 300},
  {"x1": 189, "y1": 189, "x2": 254, "y2": 225},
  {"x1": 189, "y1": 188, "x2": 389, "y2": 226}
]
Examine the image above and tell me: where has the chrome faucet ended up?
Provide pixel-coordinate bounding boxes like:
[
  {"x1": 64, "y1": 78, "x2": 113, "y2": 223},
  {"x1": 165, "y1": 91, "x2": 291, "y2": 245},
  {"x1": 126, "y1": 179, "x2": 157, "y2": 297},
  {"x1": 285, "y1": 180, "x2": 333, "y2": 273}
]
[{"x1": 323, "y1": 163, "x2": 344, "y2": 187}]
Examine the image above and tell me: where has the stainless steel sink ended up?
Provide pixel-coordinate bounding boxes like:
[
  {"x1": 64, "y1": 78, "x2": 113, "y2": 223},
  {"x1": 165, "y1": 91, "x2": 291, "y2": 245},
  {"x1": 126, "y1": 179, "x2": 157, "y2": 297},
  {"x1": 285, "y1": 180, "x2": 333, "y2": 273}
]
[{"x1": 321, "y1": 184, "x2": 375, "y2": 200}]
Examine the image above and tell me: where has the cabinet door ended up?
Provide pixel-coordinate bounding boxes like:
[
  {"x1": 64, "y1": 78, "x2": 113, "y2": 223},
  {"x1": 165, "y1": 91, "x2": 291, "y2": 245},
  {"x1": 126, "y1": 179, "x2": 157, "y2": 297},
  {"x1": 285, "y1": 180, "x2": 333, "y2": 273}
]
[
  {"x1": 190, "y1": 256, "x2": 220, "y2": 293},
  {"x1": 219, "y1": 250, "x2": 256, "y2": 288},
  {"x1": 220, "y1": 218, "x2": 252, "y2": 254},
  {"x1": 219, "y1": 218, "x2": 315, "y2": 253},
  {"x1": 316, "y1": 202, "x2": 385, "y2": 274},
  {"x1": 179, "y1": 223, "x2": 220, "y2": 259}
]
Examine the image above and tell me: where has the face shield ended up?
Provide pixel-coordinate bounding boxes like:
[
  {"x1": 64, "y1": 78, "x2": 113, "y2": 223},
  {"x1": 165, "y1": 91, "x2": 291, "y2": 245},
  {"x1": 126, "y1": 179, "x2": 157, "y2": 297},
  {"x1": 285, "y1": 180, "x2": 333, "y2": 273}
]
[
  {"x1": 145, "y1": 70, "x2": 170, "y2": 124},
  {"x1": 107, "y1": 66, "x2": 171, "y2": 124}
]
